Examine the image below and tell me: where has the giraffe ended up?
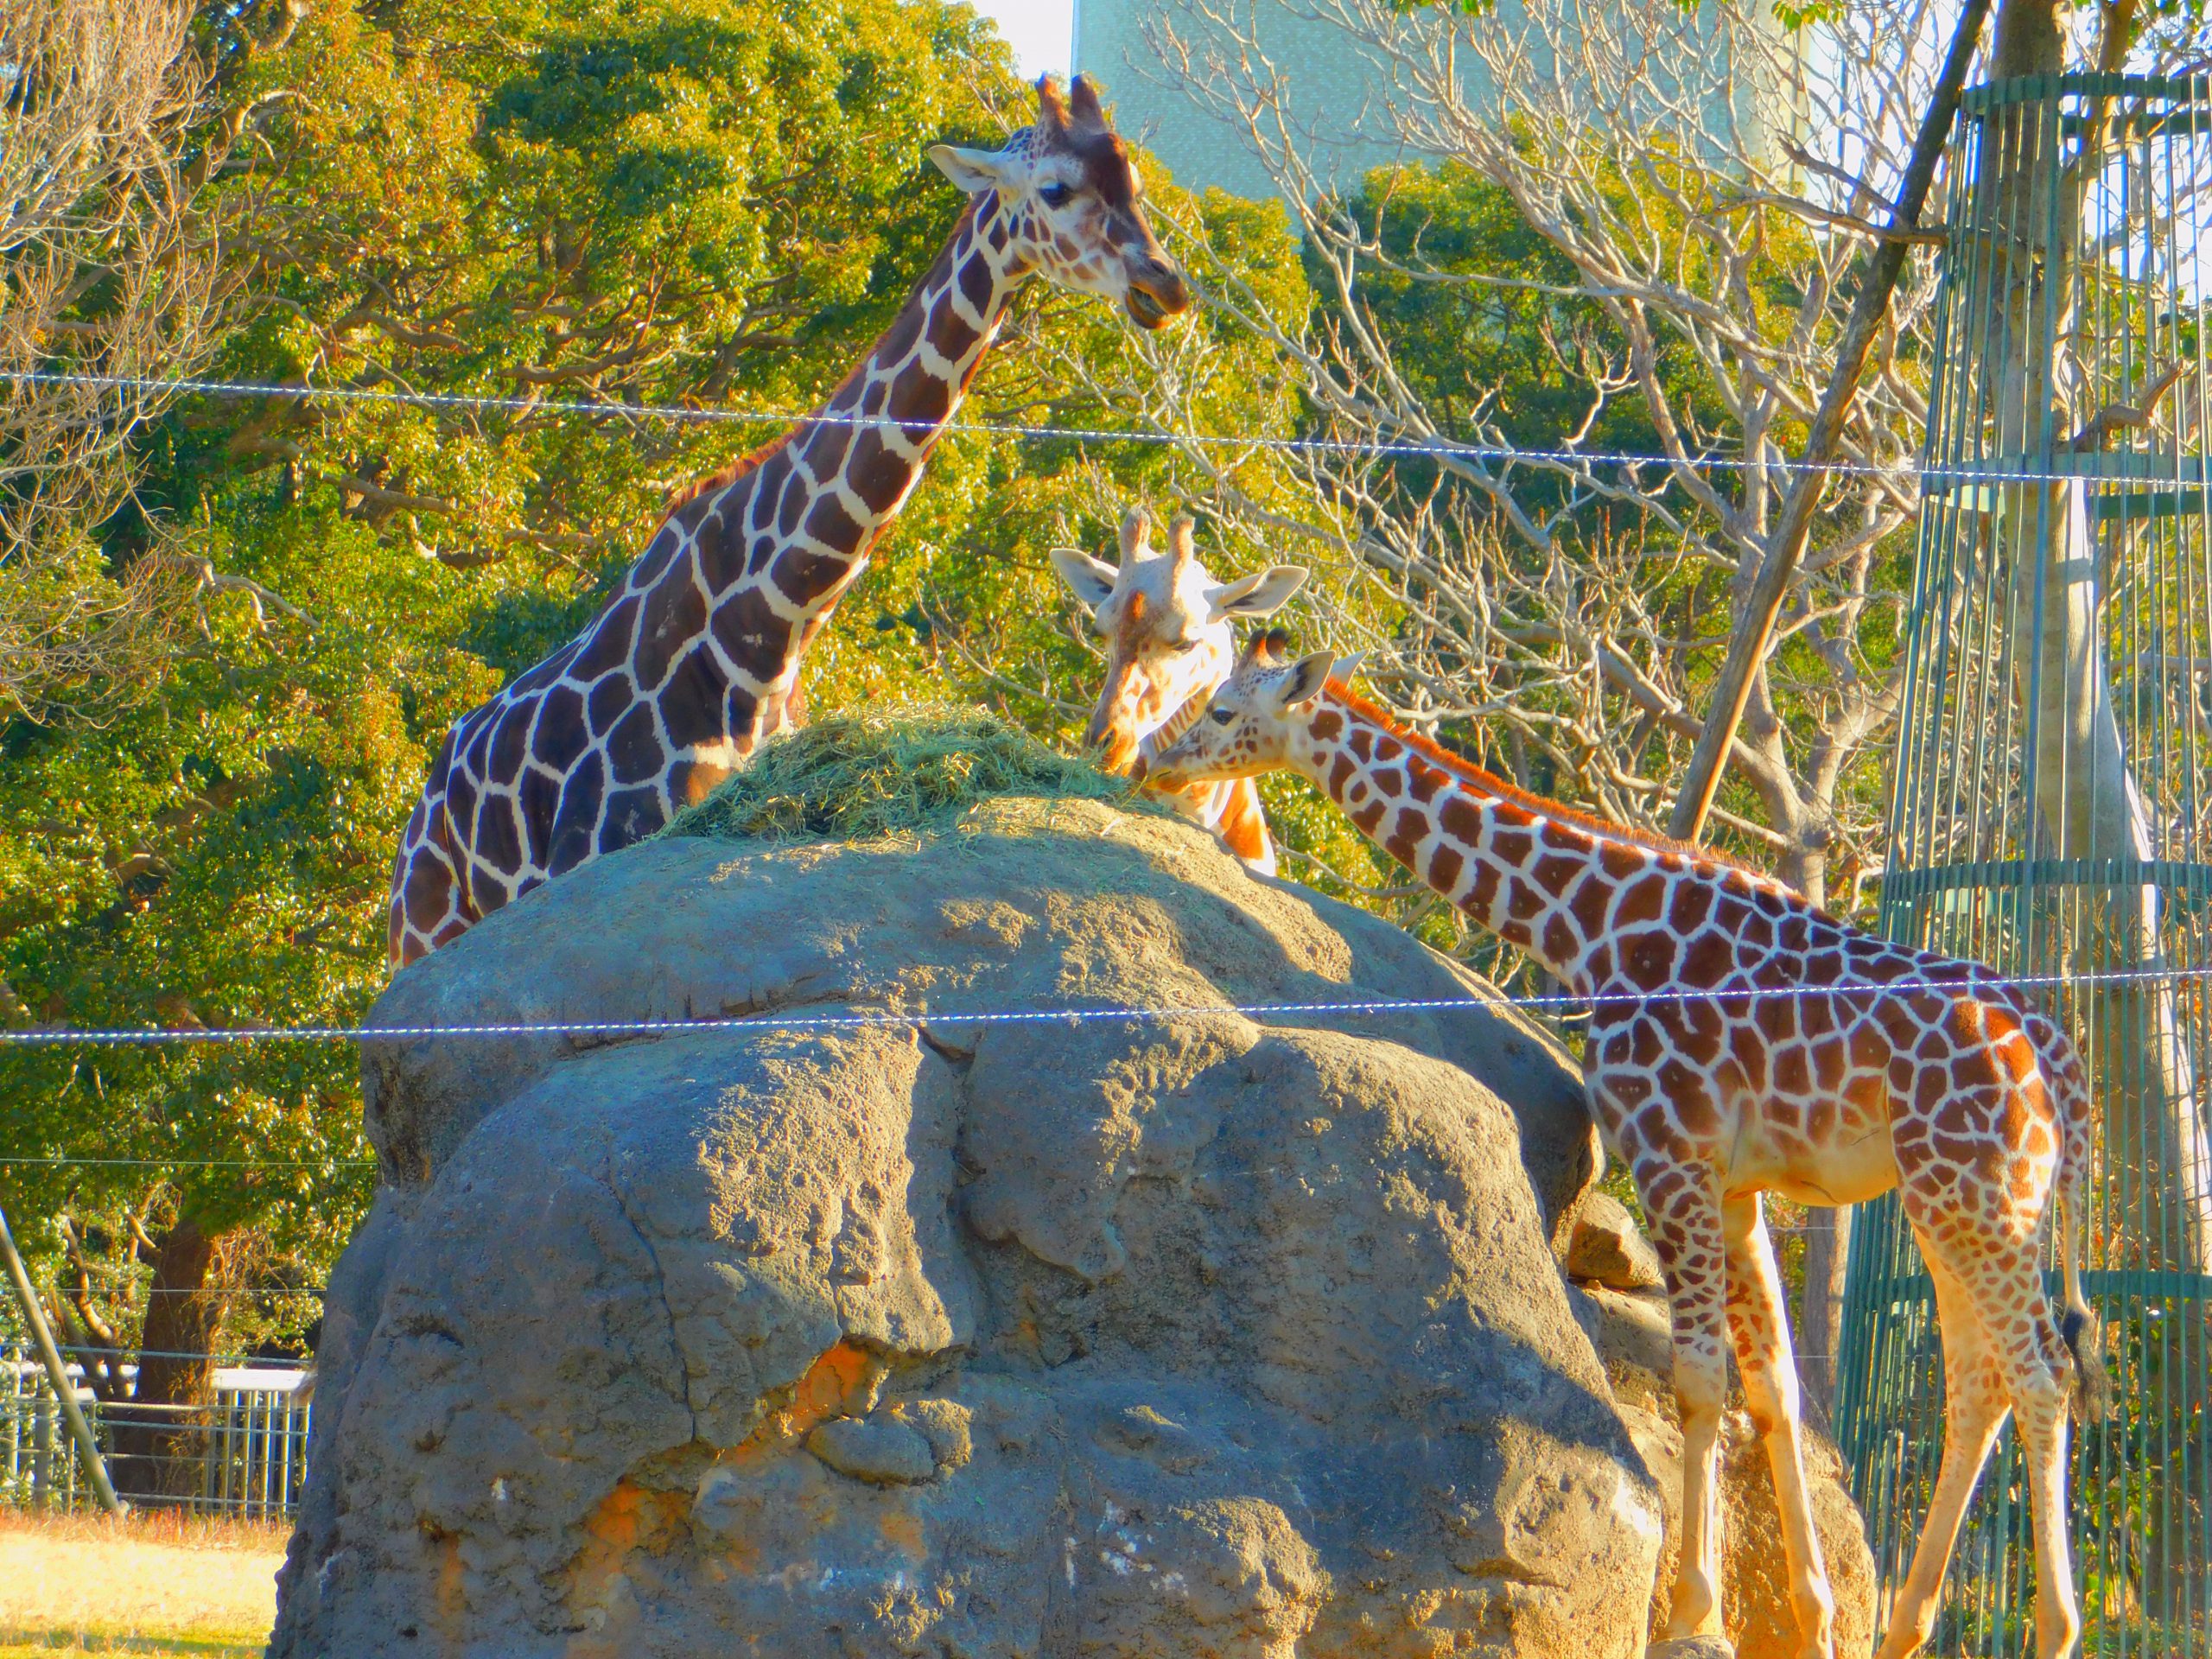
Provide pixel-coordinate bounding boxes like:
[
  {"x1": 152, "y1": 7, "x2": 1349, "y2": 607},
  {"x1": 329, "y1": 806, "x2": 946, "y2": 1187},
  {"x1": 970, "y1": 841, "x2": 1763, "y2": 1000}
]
[
  {"x1": 385, "y1": 75, "x2": 1189, "y2": 966},
  {"x1": 1149, "y1": 633, "x2": 2112, "y2": 1659},
  {"x1": 1050, "y1": 506, "x2": 1305, "y2": 874}
]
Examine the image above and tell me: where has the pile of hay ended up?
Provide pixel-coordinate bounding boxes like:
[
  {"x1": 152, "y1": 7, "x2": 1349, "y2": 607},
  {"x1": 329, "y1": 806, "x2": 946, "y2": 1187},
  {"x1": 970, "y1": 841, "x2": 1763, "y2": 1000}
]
[{"x1": 663, "y1": 706, "x2": 1157, "y2": 844}]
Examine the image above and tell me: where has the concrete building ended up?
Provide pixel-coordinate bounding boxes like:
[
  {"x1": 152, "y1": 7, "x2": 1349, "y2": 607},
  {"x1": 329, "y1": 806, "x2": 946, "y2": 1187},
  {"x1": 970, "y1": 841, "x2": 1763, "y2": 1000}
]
[
  {"x1": 1075, "y1": 0, "x2": 1798, "y2": 205},
  {"x1": 1074, "y1": 1, "x2": 1414, "y2": 201}
]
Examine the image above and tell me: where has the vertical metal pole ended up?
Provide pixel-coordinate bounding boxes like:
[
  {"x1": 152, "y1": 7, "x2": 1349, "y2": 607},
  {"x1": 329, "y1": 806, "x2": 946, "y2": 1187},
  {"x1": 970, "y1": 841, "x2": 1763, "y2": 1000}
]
[
  {"x1": 251, "y1": 1389, "x2": 267, "y2": 1520},
  {"x1": 200, "y1": 1389, "x2": 217, "y2": 1516},
  {"x1": 281, "y1": 1387, "x2": 299, "y2": 1516},
  {"x1": 6, "y1": 1342, "x2": 20, "y2": 1493},
  {"x1": 0, "y1": 1203, "x2": 124, "y2": 1515},
  {"x1": 30, "y1": 1393, "x2": 51, "y2": 1512},
  {"x1": 296, "y1": 1394, "x2": 312, "y2": 1518},
  {"x1": 221, "y1": 1385, "x2": 237, "y2": 1512}
]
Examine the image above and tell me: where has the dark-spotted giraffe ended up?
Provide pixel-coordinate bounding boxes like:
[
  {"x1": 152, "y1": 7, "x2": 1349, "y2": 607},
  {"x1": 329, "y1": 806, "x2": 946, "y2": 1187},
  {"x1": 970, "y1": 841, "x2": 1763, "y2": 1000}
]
[
  {"x1": 385, "y1": 76, "x2": 1188, "y2": 965},
  {"x1": 1050, "y1": 507, "x2": 1305, "y2": 873},
  {"x1": 1151, "y1": 634, "x2": 2110, "y2": 1659}
]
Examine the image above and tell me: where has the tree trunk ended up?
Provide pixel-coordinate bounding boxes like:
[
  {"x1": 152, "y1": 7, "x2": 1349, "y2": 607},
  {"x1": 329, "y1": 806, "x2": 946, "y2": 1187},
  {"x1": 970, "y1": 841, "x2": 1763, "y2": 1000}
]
[
  {"x1": 109, "y1": 1204, "x2": 226, "y2": 1503},
  {"x1": 1799, "y1": 1206, "x2": 1848, "y2": 1422}
]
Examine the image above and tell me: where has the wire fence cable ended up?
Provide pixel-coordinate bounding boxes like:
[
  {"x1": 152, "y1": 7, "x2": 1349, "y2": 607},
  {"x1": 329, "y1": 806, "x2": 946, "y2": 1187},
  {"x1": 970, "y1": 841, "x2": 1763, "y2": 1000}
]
[{"x1": 3, "y1": 367, "x2": 2163, "y2": 487}]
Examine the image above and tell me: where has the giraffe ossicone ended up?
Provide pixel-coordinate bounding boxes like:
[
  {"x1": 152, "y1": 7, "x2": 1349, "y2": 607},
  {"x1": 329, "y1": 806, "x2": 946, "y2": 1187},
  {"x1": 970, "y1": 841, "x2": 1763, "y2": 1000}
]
[
  {"x1": 1051, "y1": 506, "x2": 1306, "y2": 874},
  {"x1": 386, "y1": 74, "x2": 1187, "y2": 967},
  {"x1": 1152, "y1": 633, "x2": 2111, "y2": 1659}
]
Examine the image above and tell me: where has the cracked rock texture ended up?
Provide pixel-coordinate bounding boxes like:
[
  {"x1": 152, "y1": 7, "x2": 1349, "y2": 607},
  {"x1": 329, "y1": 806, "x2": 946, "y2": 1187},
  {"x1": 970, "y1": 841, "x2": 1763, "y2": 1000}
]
[{"x1": 272, "y1": 798, "x2": 1663, "y2": 1657}]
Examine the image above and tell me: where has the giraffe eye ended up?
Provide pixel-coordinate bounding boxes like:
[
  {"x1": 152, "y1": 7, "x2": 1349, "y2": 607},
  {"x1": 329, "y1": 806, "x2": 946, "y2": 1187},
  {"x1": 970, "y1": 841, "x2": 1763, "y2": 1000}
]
[
  {"x1": 1209, "y1": 706, "x2": 1234, "y2": 725},
  {"x1": 1039, "y1": 181, "x2": 1073, "y2": 208}
]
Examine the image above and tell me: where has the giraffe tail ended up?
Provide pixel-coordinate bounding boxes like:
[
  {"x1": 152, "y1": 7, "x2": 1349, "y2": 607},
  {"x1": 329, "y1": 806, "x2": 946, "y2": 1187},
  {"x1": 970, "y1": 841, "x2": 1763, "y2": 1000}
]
[{"x1": 2053, "y1": 1054, "x2": 2113, "y2": 1426}]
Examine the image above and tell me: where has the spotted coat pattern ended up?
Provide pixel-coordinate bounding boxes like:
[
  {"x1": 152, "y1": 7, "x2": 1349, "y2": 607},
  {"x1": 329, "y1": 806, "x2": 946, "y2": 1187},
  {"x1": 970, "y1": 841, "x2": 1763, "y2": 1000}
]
[
  {"x1": 1150, "y1": 639, "x2": 2109, "y2": 1659},
  {"x1": 384, "y1": 79, "x2": 1186, "y2": 965}
]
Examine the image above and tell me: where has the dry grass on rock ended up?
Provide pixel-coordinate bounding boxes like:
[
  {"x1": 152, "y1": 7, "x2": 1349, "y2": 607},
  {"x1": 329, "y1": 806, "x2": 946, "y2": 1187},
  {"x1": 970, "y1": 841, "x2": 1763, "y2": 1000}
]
[{"x1": 662, "y1": 705, "x2": 1160, "y2": 846}]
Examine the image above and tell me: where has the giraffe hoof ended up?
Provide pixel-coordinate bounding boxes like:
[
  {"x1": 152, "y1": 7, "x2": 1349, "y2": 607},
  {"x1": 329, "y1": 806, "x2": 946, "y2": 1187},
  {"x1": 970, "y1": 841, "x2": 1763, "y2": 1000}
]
[{"x1": 1647, "y1": 1639, "x2": 1736, "y2": 1659}]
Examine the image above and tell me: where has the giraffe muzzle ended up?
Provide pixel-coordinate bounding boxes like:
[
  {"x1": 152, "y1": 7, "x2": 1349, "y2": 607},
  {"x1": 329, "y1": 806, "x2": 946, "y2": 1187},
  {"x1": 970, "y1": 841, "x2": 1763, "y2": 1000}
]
[
  {"x1": 1125, "y1": 263, "x2": 1190, "y2": 330},
  {"x1": 1091, "y1": 728, "x2": 1141, "y2": 775}
]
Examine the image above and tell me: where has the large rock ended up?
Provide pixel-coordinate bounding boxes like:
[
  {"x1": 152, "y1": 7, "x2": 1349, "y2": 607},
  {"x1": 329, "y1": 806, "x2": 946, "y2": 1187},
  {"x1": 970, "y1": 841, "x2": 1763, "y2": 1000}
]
[{"x1": 273, "y1": 797, "x2": 1661, "y2": 1656}]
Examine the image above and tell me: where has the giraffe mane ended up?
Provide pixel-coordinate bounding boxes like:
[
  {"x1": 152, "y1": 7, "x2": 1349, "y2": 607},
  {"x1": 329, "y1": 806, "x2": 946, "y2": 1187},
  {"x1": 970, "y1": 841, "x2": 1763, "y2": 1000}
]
[
  {"x1": 661, "y1": 430, "x2": 788, "y2": 516},
  {"x1": 661, "y1": 199, "x2": 986, "y2": 518},
  {"x1": 1322, "y1": 684, "x2": 1775, "y2": 882}
]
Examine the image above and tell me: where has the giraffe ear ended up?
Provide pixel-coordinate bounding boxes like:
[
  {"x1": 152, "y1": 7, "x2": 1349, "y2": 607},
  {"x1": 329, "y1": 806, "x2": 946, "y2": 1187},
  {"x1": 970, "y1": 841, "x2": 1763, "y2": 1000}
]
[
  {"x1": 1205, "y1": 565, "x2": 1307, "y2": 622},
  {"x1": 1328, "y1": 650, "x2": 1367, "y2": 687},
  {"x1": 1050, "y1": 546, "x2": 1119, "y2": 615},
  {"x1": 929, "y1": 144, "x2": 1013, "y2": 198},
  {"x1": 1273, "y1": 651, "x2": 1336, "y2": 712}
]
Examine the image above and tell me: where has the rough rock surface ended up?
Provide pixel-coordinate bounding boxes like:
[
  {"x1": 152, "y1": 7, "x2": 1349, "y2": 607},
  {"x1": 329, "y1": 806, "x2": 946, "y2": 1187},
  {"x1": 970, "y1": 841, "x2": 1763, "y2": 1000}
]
[
  {"x1": 1570, "y1": 1281, "x2": 1879, "y2": 1659},
  {"x1": 272, "y1": 798, "x2": 1661, "y2": 1657},
  {"x1": 1565, "y1": 1192, "x2": 1665, "y2": 1293}
]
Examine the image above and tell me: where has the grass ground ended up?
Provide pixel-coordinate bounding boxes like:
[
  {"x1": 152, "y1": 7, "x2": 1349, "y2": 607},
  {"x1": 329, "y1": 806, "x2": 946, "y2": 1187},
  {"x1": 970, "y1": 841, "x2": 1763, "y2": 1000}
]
[{"x1": 0, "y1": 1510, "x2": 281, "y2": 1657}]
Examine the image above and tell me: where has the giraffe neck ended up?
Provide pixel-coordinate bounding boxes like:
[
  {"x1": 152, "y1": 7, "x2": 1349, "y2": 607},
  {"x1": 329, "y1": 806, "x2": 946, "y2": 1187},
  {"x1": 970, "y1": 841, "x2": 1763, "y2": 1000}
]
[
  {"x1": 683, "y1": 194, "x2": 1027, "y2": 725},
  {"x1": 1288, "y1": 690, "x2": 1681, "y2": 991}
]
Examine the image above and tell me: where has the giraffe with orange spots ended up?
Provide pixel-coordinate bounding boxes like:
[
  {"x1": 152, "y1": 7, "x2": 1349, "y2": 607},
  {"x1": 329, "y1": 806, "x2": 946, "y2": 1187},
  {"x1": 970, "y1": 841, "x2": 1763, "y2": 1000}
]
[{"x1": 1150, "y1": 633, "x2": 2111, "y2": 1659}]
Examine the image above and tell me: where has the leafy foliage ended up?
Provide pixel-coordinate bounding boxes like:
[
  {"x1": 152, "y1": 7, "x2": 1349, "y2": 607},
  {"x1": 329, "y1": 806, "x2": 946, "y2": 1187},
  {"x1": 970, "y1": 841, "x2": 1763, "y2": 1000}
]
[{"x1": 0, "y1": 0, "x2": 1319, "y2": 1368}]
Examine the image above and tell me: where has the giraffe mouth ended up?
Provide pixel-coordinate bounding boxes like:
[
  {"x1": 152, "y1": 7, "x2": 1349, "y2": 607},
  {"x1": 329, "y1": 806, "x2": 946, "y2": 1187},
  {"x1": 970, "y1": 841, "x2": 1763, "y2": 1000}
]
[
  {"x1": 1093, "y1": 730, "x2": 1141, "y2": 775},
  {"x1": 1125, "y1": 284, "x2": 1174, "y2": 330}
]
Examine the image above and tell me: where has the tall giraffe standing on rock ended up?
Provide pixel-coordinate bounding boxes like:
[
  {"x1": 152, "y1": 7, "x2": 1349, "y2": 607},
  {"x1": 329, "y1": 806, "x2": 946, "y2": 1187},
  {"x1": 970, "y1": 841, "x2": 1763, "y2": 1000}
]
[
  {"x1": 1051, "y1": 507, "x2": 1305, "y2": 873},
  {"x1": 1151, "y1": 634, "x2": 2111, "y2": 1659},
  {"x1": 385, "y1": 77, "x2": 1188, "y2": 966}
]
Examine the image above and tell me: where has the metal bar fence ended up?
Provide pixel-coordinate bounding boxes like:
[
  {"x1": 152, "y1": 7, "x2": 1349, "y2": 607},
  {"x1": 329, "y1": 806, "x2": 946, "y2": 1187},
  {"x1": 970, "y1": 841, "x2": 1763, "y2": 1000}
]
[
  {"x1": 1836, "y1": 71, "x2": 2212, "y2": 1658},
  {"x1": 1, "y1": 1347, "x2": 311, "y2": 1519}
]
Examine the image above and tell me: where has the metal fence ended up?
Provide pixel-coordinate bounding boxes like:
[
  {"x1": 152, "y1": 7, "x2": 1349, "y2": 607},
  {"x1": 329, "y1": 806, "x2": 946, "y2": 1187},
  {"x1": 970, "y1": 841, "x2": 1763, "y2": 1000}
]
[
  {"x1": 1835, "y1": 73, "x2": 2212, "y2": 1656},
  {"x1": 2, "y1": 1347, "x2": 312, "y2": 1520}
]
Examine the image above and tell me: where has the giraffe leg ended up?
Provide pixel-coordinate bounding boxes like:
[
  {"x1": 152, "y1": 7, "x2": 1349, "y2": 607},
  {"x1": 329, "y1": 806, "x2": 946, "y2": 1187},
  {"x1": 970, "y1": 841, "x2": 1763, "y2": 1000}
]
[
  {"x1": 1720, "y1": 1193, "x2": 1834, "y2": 1659},
  {"x1": 1980, "y1": 1267, "x2": 2083, "y2": 1659},
  {"x1": 2012, "y1": 1358, "x2": 2080, "y2": 1659},
  {"x1": 1874, "y1": 1243, "x2": 2011, "y2": 1659},
  {"x1": 1644, "y1": 1179, "x2": 1731, "y2": 1640}
]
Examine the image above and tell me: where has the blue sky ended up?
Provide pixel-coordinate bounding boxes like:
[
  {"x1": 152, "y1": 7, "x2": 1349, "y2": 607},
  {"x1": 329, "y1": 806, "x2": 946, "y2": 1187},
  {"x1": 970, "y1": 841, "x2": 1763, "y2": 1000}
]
[{"x1": 970, "y1": 0, "x2": 1075, "y2": 78}]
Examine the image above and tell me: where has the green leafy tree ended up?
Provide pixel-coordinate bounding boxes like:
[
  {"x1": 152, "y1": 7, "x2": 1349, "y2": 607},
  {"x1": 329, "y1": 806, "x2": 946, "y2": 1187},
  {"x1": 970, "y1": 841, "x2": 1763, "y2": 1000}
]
[{"x1": 0, "y1": 0, "x2": 1325, "y2": 1502}]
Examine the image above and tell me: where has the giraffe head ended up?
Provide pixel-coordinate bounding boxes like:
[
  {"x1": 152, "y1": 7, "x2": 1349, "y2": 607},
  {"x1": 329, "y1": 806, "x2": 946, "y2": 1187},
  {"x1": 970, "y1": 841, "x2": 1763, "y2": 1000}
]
[
  {"x1": 929, "y1": 75, "x2": 1189, "y2": 329},
  {"x1": 1052, "y1": 508, "x2": 1306, "y2": 775},
  {"x1": 1149, "y1": 632, "x2": 1357, "y2": 791}
]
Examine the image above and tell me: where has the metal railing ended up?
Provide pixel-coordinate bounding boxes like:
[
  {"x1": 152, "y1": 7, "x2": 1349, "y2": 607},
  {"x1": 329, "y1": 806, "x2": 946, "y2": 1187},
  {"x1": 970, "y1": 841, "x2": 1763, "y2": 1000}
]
[{"x1": 2, "y1": 1347, "x2": 312, "y2": 1520}]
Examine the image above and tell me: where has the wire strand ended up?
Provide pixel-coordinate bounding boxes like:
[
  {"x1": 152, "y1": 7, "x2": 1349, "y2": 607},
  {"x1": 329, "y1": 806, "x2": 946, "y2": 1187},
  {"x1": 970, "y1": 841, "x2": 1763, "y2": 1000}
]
[
  {"x1": 0, "y1": 1158, "x2": 372, "y2": 1169},
  {"x1": 4, "y1": 959, "x2": 2208, "y2": 1047},
  {"x1": 4, "y1": 365, "x2": 2142, "y2": 486}
]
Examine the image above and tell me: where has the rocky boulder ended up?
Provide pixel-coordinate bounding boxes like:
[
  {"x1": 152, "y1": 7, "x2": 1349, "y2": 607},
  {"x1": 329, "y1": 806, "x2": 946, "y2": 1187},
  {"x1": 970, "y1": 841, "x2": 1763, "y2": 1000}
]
[
  {"x1": 1565, "y1": 1192, "x2": 1665, "y2": 1294},
  {"x1": 272, "y1": 790, "x2": 1668, "y2": 1657}
]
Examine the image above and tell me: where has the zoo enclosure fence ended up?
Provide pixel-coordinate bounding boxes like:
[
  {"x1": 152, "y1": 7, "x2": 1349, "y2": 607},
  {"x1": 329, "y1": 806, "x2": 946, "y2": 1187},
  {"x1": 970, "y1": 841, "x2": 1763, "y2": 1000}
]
[
  {"x1": 2, "y1": 1346, "x2": 311, "y2": 1520},
  {"x1": 1835, "y1": 71, "x2": 2212, "y2": 1658}
]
